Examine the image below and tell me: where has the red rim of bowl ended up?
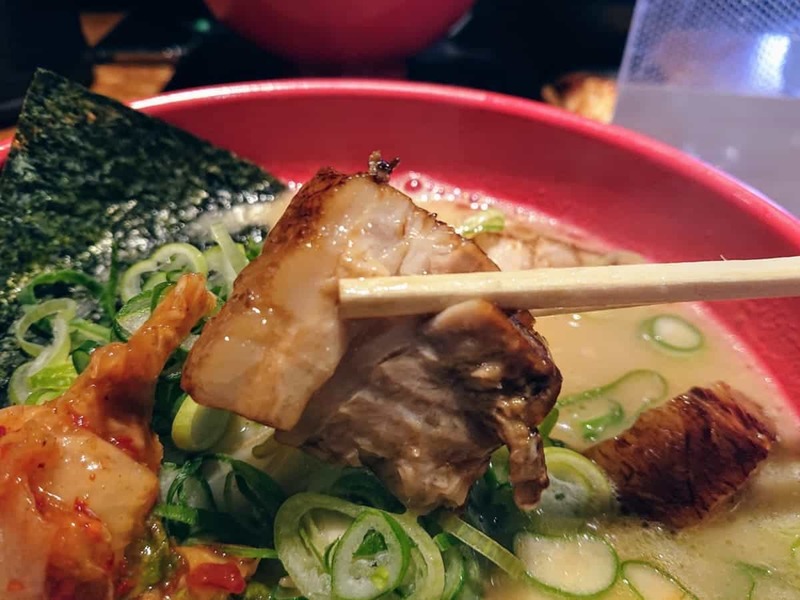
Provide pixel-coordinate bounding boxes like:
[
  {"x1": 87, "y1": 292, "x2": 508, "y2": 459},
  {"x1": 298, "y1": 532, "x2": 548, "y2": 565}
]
[{"x1": 3, "y1": 78, "x2": 800, "y2": 244}]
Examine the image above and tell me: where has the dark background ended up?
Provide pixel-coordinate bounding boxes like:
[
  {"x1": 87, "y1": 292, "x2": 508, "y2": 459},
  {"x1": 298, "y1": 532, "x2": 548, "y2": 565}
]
[{"x1": 0, "y1": 0, "x2": 634, "y2": 127}]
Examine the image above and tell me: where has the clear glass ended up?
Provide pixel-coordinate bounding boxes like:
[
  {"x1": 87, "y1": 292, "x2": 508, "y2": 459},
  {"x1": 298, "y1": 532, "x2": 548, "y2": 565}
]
[{"x1": 614, "y1": 0, "x2": 800, "y2": 214}]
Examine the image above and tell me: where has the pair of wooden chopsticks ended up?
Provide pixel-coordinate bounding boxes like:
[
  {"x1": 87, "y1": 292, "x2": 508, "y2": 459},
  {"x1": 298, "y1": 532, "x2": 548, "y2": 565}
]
[{"x1": 338, "y1": 256, "x2": 800, "y2": 319}]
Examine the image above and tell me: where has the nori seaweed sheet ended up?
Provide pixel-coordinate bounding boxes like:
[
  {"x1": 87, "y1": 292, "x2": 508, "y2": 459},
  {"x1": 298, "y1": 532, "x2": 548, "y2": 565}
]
[{"x1": 0, "y1": 70, "x2": 285, "y2": 401}]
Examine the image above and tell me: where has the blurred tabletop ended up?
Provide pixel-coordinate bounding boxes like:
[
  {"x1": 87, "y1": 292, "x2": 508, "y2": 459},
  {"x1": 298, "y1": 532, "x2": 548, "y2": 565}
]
[{"x1": 0, "y1": 13, "x2": 174, "y2": 140}]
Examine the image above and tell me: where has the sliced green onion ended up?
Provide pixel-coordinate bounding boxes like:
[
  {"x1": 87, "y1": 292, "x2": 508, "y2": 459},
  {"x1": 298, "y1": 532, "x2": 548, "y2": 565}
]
[
  {"x1": 153, "y1": 502, "x2": 201, "y2": 526},
  {"x1": 558, "y1": 369, "x2": 668, "y2": 409},
  {"x1": 123, "y1": 518, "x2": 181, "y2": 596},
  {"x1": 18, "y1": 269, "x2": 104, "y2": 305},
  {"x1": 580, "y1": 400, "x2": 624, "y2": 442},
  {"x1": 528, "y1": 447, "x2": 614, "y2": 534},
  {"x1": 70, "y1": 318, "x2": 111, "y2": 345},
  {"x1": 10, "y1": 300, "x2": 77, "y2": 404},
  {"x1": 392, "y1": 524, "x2": 446, "y2": 600},
  {"x1": 240, "y1": 582, "x2": 273, "y2": 600},
  {"x1": 621, "y1": 560, "x2": 698, "y2": 600},
  {"x1": 120, "y1": 265, "x2": 157, "y2": 302},
  {"x1": 737, "y1": 562, "x2": 800, "y2": 599},
  {"x1": 13, "y1": 298, "x2": 77, "y2": 357},
  {"x1": 114, "y1": 285, "x2": 199, "y2": 349},
  {"x1": 434, "y1": 533, "x2": 456, "y2": 552},
  {"x1": 487, "y1": 446, "x2": 510, "y2": 486},
  {"x1": 8, "y1": 363, "x2": 34, "y2": 405},
  {"x1": 100, "y1": 242, "x2": 121, "y2": 318},
  {"x1": 323, "y1": 538, "x2": 340, "y2": 572},
  {"x1": 166, "y1": 460, "x2": 218, "y2": 511},
  {"x1": 159, "y1": 454, "x2": 284, "y2": 546},
  {"x1": 119, "y1": 242, "x2": 207, "y2": 301},
  {"x1": 149, "y1": 281, "x2": 177, "y2": 313},
  {"x1": 298, "y1": 511, "x2": 339, "y2": 569},
  {"x1": 271, "y1": 586, "x2": 304, "y2": 600},
  {"x1": 747, "y1": 574, "x2": 757, "y2": 600},
  {"x1": 515, "y1": 532, "x2": 619, "y2": 597},
  {"x1": 325, "y1": 468, "x2": 404, "y2": 513},
  {"x1": 25, "y1": 388, "x2": 63, "y2": 406},
  {"x1": 216, "y1": 544, "x2": 279, "y2": 560},
  {"x1": 556, "y1": 369, "x2": 668, "y2": 446},
  {"x1": 156, "y1": 502, "x2": 246, "y2": 539},
  {"x1": 331, "y1": 510, "x2": 411, "y2": 600},
  {"x1": 738, "y1": 562, "x2": 767, "y2": 600},
  {"x1": 28, "y1": 362, "x2": 77, "y2": 392},
  {"x1": 641, "y1": 314, "x2": 704, "y2": 353},
  {"x1": 441, "y1": 546, "x2": 466, "y2": 600},
  {"x1": 113, "y1": 289, "x2": 155, "y2": 341},
  {"x1": 171, "y1": 395, "x2": 232, "y2": 452},
  {"x1": 214, "y1": 418, "x2": 318, "y2": 495},
  {"x1": 539, "y1": 407, "x2": 560, "y2": 441},
  {"x1": 544, "y1": 448, "x2": 614, "y2": 511},
  {"x1": 436, "y1": 511, "x2": 527, "y2": 581},
  {"x1": 244, "y1": 237, "x2": 264, "y2": 261},
  {"x1": 142, "y1": 271, "x2": 169, "y2": 292},
  {"x1": 275, "y1": 494, "x2": 444, "y2": 600},
  {"x1": 457, "y1": 550, "x2": 485, "y2": 600},
  {"x1": 72, "y1": 340, "x2": 100, "y2": 374},
  {"x1": 216, "y1": 455, "x2": 286, "y2": 544},
  {"x1": 210, "y1": 223, "x2": 248, "y2": 289},
  {"x1": 204, "y1": 246, "x2": 225, "y2": 290},
  {"x1": 275, "y1": 495, "x2": 359, "y2": 599},
  {"x1": 455, "y1": 209, "x2": 505, "y2": 239}
]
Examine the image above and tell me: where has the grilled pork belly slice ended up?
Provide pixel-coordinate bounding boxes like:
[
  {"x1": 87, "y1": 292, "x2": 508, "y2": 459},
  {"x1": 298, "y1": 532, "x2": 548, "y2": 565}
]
[
  {"x1": 279, "y1": 298, "x2": 557, "y2": 511},
  {"x1": 183, "y1": 167, "x2": 562, "y2": 511},
  {"x1": 584, "y1": 383, "x2": 776, "y2": 528}
]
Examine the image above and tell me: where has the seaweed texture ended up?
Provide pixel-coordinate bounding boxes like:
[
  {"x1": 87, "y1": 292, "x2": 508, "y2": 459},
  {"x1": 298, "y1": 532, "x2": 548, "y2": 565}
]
[{"x1": 0, "y1": 70, "x2": 284, "y2": 400}]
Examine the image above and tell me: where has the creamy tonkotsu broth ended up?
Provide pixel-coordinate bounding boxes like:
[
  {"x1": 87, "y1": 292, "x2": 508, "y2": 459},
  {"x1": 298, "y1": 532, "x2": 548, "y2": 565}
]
[{"x1": 402, "y1": 174, "x2": 800, "y2": 600}]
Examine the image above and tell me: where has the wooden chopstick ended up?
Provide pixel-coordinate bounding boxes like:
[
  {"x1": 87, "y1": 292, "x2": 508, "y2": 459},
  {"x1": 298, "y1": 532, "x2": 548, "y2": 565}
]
[{"x1": 338, "y1": 256, "x2": 800, "y2": 319}]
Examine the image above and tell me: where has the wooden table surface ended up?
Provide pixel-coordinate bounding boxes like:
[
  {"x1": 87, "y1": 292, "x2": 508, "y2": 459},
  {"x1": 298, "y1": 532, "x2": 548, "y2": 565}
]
[{"x1": 0, "y1": 13, "x2": 175, "y2": 141}]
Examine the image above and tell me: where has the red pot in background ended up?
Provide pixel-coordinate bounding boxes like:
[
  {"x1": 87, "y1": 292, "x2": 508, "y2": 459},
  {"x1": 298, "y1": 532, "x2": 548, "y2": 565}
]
[{"x1": 203, "y1": 0, "x2": 475, "y2": 66}]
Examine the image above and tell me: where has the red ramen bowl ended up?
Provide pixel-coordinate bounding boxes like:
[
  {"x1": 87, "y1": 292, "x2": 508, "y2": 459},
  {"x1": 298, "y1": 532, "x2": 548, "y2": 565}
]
[
  {"x1": 203, "y1": 0, "x2": 475, "y2": 65},
  {"x1": 1, "y1": 80, "x2": 799, "y2": 409}
]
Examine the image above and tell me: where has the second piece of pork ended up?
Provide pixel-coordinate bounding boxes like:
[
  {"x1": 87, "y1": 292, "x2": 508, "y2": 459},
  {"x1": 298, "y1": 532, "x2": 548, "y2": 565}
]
[
  {"x1": 585, "y1": 383, "x2": 776, "y2": 528},
  {"x1": 183, "y1": 167, "x2": 562, "y2": 511}
]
